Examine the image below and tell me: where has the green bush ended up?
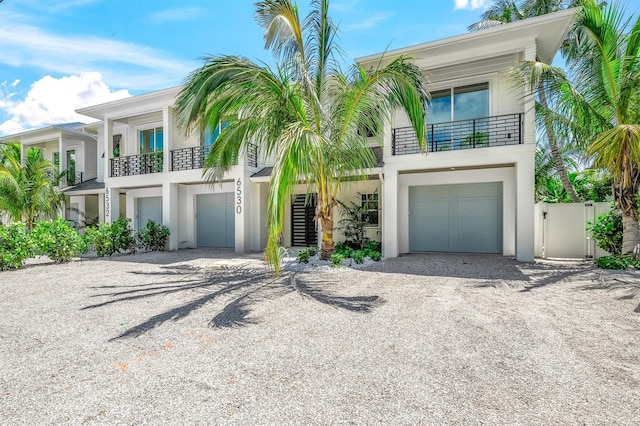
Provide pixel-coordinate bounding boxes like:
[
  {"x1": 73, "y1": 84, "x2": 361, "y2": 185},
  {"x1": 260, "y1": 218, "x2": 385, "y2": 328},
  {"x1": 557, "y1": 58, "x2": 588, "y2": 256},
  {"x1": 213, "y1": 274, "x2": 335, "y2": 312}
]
[
  {"x1": 137, "y1": 220, "x2": 170, "y2": 251},
  {"x1": 587, "y1": 208, "x2": 622, "y2": 255},
  {"x1": 330, "y1": 253, "x2": 345, "y2": 268},
  {"x1": 297, "y1": 246, "x2": 319, "y2": 263},
  {"x1": 352, "y1": 250, "x2": 366, "y2": 264},
  {"x1": 334, "y1": 241, "x2": 354, "y2": 258},
  {"x1": 31, "y1": 217, "x2": 86, "y2": 263},
  {"x1": 85, "y1": 217, "x2": 136, "y2": 257},
  {"x1": 0, "y1": 223, "x2": 35, "y2": 270},
  {"x1": 368, "y1": 251, "x2": 382, "y2": 261},
  {"x1": 595, "y1": 255, "x2": 640, "y2": 270}
]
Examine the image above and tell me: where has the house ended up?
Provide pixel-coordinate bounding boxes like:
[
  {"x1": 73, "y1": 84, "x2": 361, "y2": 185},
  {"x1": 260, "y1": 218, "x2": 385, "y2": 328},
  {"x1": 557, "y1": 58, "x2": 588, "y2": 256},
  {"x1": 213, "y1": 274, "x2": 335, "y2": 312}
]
[
  {"x1": 1, "y1": 9, "x2": 576, "y2": 261},
  {"x1": 0, "y1": 123, "x2": 100, "y2": 228}
]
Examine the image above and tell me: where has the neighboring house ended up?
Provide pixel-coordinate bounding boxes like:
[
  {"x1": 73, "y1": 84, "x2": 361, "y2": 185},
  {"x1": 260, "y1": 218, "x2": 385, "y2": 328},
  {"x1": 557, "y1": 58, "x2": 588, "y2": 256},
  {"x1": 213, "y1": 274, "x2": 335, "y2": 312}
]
[
  {"x1": 0, "y1": 123, "x2": 100, "y2": 228},
  {"x1": 1, "y1": 9, "x2": 575, "y2": 261}
]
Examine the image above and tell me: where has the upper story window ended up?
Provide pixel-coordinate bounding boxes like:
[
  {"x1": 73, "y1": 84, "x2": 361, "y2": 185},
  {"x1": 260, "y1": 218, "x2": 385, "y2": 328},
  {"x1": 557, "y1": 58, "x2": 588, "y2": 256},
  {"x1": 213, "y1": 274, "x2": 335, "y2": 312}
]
[
  {"x1": 202, "y1": 121, "x2": 229, "y2": 146},
  {"x1": 139, "y1": 127, "x2": 163, "y2": 154},
  {"x1": 429, "y1": 82, "x2": 489, "y2": 124}
]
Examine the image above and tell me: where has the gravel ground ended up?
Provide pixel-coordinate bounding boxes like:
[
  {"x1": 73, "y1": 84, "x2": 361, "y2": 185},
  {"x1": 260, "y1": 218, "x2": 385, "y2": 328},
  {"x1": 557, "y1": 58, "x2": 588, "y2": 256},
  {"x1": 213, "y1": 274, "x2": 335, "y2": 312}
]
[{"x1": 0, "y1": 249, "x2": 638, "y2": 425}]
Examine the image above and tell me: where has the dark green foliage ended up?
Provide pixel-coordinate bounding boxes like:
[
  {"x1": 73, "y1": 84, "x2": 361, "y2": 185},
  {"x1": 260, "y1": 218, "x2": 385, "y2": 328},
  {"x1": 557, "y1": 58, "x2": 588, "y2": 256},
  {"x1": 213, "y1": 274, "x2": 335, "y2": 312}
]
[
  {"x1": 352, "y1": 250, "x2": 366, "y2": 264},
  {"x1": 85, "y1": 217, "x2": 136, "y2": 257},
  {"x1": 334, "y1": 241, "x2": 354, "y2": 258},
  {"x1": 0, "y1": 223, "x2": 34, "y2": 270},
  {"x1": 595, "y1": 255, "x2": 640, "y2": 270},
  {"x1": 368, "y1": 251, "x2": 382, "y2": 261},
  {"x1": 330, "y1": 253, "x2": 345, "y2": 268},
  {"x1": 137, "y1": 220, "x2": 170, "y2": 251},
  {"x1": 337, "y1": 196, "x2": 373, "y2": 250},
  {"x1": 296, "y1": 246, "x2": 318, "y2": 263},
  {"x1": 587, "y1": 208, "x2": 622, "y2": 255},
  {"x1": 334, "y1": 240, "x2": 381, "y2": 262},
  {"x1": 538, "y1": 170, "x2": 612, "y2": 203},
  {"x1": 31, "y1": 217, "x2": 87, "y2": 263}
]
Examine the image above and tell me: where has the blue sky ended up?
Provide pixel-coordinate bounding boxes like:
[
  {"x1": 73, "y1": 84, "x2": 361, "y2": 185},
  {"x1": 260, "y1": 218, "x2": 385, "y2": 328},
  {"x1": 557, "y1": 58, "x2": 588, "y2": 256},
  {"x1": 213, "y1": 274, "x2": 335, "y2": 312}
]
[{"x1": 0, "y1": 0, "x2": 636, "y2": 136}]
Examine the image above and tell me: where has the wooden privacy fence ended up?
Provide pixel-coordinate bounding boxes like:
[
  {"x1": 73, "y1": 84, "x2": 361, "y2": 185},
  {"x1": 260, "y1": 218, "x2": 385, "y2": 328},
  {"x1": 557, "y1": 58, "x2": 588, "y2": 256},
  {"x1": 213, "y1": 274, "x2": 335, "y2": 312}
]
[{"x1": 534, "y1": 202, "x2": 612, "y2": 259}]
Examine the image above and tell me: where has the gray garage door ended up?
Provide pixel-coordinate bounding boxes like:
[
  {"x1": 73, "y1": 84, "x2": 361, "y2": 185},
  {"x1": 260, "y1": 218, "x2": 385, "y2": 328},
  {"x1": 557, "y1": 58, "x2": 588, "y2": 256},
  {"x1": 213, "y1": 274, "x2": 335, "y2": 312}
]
[
  {"x1": 409, "y1": 182, "x2": 502, "y2": 253},
  {"x1": 137, "y1": 197, "x2": 162, "y2": 230},
  {"x1": 197, "y1": 193, "x2": 235, "y2": 248}
]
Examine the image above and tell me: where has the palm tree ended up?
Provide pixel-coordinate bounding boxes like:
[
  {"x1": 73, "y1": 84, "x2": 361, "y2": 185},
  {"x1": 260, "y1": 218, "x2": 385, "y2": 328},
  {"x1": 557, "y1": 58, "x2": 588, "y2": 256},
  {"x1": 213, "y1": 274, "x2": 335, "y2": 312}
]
[
  {"x1": 0, "y1": 143, "x2": 64, "y2": 231},
  {"x1": 175, "y1": 0, "x2": 429, "y2": 273},
  {"x1": 469, "y1": 0, "x2": 603, "y2": 203},
  {"x1": 516, "y1": 2, "x2": 640, "y2": 253}
]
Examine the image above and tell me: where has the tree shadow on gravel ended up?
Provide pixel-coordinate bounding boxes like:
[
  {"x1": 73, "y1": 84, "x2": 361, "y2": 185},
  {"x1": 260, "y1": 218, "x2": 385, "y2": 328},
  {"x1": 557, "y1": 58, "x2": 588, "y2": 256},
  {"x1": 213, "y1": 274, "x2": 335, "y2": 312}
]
[
  {"x1": 81, "y1": 264, "x2": 382, "y2": 340},
  {"x1": 577, "y1": 270, "x2": 640, "y2": 314}
]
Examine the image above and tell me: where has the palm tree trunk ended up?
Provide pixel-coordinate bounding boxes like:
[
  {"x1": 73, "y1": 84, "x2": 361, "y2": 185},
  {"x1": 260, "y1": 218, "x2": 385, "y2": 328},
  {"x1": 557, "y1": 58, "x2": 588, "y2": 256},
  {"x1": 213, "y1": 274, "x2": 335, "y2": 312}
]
[
  {"x1": 317, "y1": 192, "x2": 335, "y2": 260},
  {"x1": 614, "y1": 178, "x2": 640, "y2": 255},
  {"x1": 538, "y1": 84, "x2": 581, "y2": 203}
]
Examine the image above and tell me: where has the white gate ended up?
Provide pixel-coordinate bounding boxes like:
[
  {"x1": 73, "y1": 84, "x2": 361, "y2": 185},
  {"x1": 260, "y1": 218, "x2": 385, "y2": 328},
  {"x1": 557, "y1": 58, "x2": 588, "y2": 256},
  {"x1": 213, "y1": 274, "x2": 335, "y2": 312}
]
[{"x1": 534, "y1": 202, "x2": 612, "y2": 259}]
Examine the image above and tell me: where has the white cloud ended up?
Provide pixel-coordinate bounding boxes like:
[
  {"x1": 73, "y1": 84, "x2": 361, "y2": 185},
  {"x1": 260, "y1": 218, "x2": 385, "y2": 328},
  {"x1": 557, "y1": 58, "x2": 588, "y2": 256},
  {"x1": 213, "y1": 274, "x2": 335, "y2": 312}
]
[
  {"x1": 149, "y1": 7, "x2": 207, "y2": 23},
  {"x1": 0, "y1": 23, "x2": 195, "y2": 90},
  {"x1": 0, "y1": 72, "x2": 131, "y2": 136},
  {"x1": 453, "y1": 0, "x2": 489, "y2": 10},
  {"x1": 343, "y1": 12, "x2": 393, "y2": 31}
]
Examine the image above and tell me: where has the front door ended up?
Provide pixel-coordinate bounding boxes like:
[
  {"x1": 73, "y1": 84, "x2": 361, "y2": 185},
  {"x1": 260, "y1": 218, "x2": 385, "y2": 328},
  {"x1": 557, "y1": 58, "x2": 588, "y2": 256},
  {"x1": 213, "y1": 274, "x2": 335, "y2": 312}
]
[{"x1": 291, "y1": 194, "x2": 317, "y2": 246}]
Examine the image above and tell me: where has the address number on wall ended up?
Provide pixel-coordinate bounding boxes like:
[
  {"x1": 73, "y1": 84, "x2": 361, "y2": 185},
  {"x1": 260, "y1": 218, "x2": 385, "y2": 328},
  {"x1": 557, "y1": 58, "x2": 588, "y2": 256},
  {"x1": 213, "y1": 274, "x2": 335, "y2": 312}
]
[{"x1": 236, "y1": 178, "x2": 242, "y2": 214}]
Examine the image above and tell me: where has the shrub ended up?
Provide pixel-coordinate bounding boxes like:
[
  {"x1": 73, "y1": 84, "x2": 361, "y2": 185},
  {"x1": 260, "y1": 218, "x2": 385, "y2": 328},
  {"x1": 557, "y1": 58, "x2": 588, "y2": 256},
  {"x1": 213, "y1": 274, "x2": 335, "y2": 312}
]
[
  {"x1": 352, "y1": 250, "x2": 366, "y2": 264},
  {"x1": 85, "y1": 217, "x2": 136, "y2": 257},
  {"x1": 330, "y1": 253, "x2": 345, "y2": 268},
  {"x1": 587, "y1": 208, "x2": 622, "y2": 255},
  {"x1": 137, "y1": 220, "x2": 170, "y2": 251},
  {"x1": 31, "y1": 217, "x2": 87, "y2": 263},
  {"x1": 0, "y1": 223, "x2": 35, "y2": 270},
  {"x1": 595, "y1": 255, "x2": 640, "y2": 270},
  {"x1": 297, "y1": 248, "x2": 311, "y2": 263},
  {"x1": 368, "y1": 251, "x2": 382, "y2": 261},
  {"x1": 334, "y1": 241, "x2": 354, "y2": 258}
]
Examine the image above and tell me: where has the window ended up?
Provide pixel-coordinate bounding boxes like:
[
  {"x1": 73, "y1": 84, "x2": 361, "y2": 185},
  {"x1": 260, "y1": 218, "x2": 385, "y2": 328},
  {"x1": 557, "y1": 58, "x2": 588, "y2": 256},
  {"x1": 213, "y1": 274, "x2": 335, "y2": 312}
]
[
  {"x1": 428, "y1": 83, "x2": 490, "y2": 150},
  {"x1": 361, "y1": 193, "x2": 379, "y2": 226},
  {"x1": 202, "y1": 121, "x2": 229, "y2": 146},
  {"x1": 113, "y1": 135, "x2": 121, "y2": 158},
  {"x1": 139, "y1": 127, "x2": 163, "y2": 153}
]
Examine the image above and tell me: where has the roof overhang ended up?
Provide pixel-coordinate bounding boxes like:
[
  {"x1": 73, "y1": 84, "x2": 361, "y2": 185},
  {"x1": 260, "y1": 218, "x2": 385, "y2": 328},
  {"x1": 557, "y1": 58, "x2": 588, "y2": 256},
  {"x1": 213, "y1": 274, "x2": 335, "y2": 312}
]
[
  {"x1": 76, "y1": 86, "x2": 181, "y2": 121},
  {"x1": 356, "y1": 8, "x2": 577, "y2": 68}
]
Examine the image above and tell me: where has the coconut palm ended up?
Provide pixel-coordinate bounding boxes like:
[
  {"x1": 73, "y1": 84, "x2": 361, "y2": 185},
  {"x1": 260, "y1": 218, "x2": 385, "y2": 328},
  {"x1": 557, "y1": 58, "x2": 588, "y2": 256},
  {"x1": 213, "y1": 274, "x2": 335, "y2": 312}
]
[
  {"x1": 470, "y1": 0, "x2": 605, "y2": 202},
  {"x1": 515, "y1": 2, "x2": 640, "y2": 253},
  {"x1": 175, "y1": 0, "x2": 429, "y2": 273},
  {"x1": 0, "y1": 143, "x2": 64, "y2": 231}
]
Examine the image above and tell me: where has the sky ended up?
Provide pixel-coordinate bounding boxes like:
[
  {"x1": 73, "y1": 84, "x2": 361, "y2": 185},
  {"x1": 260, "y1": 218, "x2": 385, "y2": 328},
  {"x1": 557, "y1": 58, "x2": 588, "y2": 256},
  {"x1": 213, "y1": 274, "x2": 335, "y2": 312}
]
[{"x1": 0, "y1": 0, "x2": 636, "y2": 137}]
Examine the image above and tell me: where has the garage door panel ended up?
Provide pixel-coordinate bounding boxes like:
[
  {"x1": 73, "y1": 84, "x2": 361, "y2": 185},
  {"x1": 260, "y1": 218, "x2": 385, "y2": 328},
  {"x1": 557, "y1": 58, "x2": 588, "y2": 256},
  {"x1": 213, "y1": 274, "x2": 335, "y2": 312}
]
[
  {"x1": 197, "y1": 193, "x2": 234, "y2": 248},
  {"x1": 138, "y1": 197, "x2": 162, "y2": 230},
  {"x1": 409, "y1": 183, "x2": 502, "y2": 254}
]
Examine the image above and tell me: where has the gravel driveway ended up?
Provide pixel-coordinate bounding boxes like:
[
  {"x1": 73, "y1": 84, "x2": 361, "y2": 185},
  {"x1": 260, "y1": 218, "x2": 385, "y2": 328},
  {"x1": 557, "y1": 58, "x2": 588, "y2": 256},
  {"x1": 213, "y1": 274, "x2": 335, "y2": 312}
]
[{"x1": 1, "y1": 249, "x2": 638, "y2": 424}]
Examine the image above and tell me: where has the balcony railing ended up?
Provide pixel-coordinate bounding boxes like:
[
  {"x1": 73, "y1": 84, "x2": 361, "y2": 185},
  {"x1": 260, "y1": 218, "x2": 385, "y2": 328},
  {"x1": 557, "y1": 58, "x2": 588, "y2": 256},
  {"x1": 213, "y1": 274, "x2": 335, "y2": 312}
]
[
  {"x1": 47, "y1": 170, "x2": 95, "y2": 188},
  {"x1": 170, "y1": 144, "x2": 258, "y2": 171},
  {"x1": 392, "y1": 113, "x2": 523, "y2": 155},
  {"x1": 110, "y1": 152, "x2": 163, "y2": 177}
]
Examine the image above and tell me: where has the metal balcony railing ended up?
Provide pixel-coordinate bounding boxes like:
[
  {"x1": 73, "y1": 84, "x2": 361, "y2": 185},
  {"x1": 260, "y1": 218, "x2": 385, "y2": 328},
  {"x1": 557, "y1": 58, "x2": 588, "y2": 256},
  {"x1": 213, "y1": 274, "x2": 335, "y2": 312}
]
[
  {"x1": 110, "y1": 152, "x2": 163, "y2": 177},
  {"x1": 170, "y1": 144, "x2": 258, "y2": 171},
  {"x1": 391, "y1": 113, "x2": 523, "y2": 155}
]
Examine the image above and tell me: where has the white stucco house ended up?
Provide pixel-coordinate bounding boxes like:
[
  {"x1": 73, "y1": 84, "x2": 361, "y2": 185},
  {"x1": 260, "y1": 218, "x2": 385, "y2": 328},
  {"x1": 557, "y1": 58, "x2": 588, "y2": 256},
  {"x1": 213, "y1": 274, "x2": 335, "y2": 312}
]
[{"x1": 1, "y1": 9, "x2": 576, "y2": 261}]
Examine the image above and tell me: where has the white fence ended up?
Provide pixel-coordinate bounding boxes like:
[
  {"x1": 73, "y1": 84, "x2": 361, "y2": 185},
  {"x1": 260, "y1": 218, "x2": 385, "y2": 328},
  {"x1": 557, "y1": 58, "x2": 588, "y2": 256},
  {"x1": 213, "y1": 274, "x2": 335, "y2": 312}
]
[{"x1": 534, "y1": 202, "x2": 612, "y2": 259}]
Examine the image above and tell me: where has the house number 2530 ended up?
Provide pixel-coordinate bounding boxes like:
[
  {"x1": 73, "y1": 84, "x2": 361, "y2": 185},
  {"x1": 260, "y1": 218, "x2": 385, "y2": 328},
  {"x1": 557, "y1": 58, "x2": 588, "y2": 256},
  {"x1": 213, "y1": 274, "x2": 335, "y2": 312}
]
[{"x1": 236, "y1": 178, "x2": 242, "y2": 214}]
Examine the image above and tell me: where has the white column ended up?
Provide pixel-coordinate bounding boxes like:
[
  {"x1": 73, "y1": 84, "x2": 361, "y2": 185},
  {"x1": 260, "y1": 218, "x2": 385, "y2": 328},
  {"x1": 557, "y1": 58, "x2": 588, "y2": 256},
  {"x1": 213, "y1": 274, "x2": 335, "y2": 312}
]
[
  {"x1": 98, "y1": 193, "x2": 105, "y2": 223},
  {"x1": 234, "y1": 172, "x2": 252, "y2": 253},
  {"x1": 104, "y1": 187, "x2": 120, "y2": 223},
  {"x1": 516, "y1": 157, "x2": 535, "y2": 262},
  {"x1": 162, "y1": 107, "x2": 173, "y2": 173},
  {"x1": 382, "y1": 169, "x2": 399, "y2": 258},
  {"x1": 162, "y1": 182, "x2": 179, "y2": 250},
  {"x1": 20, "y1": 144, "x2": 27, "y2": 165},
  {"x1": 523, "y1": 44, "x2": 537, "y2": 146},
  {"x1": 250, "y1": 181, "x2": 268, "y2": 251}
]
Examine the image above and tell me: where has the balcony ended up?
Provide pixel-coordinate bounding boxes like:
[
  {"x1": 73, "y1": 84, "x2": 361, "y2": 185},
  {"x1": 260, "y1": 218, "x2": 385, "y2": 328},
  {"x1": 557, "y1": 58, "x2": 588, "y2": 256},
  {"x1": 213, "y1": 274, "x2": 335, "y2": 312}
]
[
  {"x1": 170, "y1": 144, "x2": 258, "y2": 171},
  {"x1": 110, "y1": 152, "x2": 163, "y2": 177},
  {"x1": 391, "y1": 113, "x2": 523, "y2": 155}
]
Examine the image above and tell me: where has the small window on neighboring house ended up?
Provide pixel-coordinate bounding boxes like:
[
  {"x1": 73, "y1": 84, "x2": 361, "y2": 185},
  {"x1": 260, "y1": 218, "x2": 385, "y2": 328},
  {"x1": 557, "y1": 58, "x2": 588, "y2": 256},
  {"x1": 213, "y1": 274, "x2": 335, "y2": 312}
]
[
  {"x1": 202, "y1": 121, "x2": 229, "y2": 146},
  {"x1": 139, "y1": 127, "x2": 163, "y2": 154},
  {"x1": 361, "y1": 193, "x2": 379, "y2": 226}
]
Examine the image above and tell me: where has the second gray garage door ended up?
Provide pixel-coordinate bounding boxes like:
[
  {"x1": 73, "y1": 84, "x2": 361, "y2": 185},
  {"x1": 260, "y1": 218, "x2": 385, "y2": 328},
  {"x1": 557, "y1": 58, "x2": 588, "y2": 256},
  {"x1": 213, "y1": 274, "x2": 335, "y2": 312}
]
[
  {"x1": 409, "y1": 182, "x2": 502, "y2": 253},
  {"x1": 197, "y1": 193, "x2": 235, "y2": 248}
]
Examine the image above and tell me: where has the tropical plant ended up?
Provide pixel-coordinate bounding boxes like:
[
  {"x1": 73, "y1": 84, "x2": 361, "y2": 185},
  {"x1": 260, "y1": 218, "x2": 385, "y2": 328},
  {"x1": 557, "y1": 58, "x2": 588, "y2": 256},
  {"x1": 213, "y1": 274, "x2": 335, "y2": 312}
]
[
  {"x1": 175, "y1": 0, "x2": 429, "y2": 274},
  {"x1": 0, "y1": 143, "x2": 65, "y2": 231},
  {"x1": 0, "y1": 222, "x2": 35, "y2": 270},
  {"x1": 137, "y1": 219, "x2": 170, "y2": 251},
  {"x1": 337, "y1": 192, "x2": 377, "y2": 250},
  {"x1": 587, "y1": 207, "x2": 622, "y2": 255},
  {"x1": 31, "y1": 217, "x2": 87, "y2": 263},
  {"x1": 85, "y1": 217, "x2": 136, "y2": 257},
  {"x1": 515, "y1": 2, "x2": 640, "y2": 253}
]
